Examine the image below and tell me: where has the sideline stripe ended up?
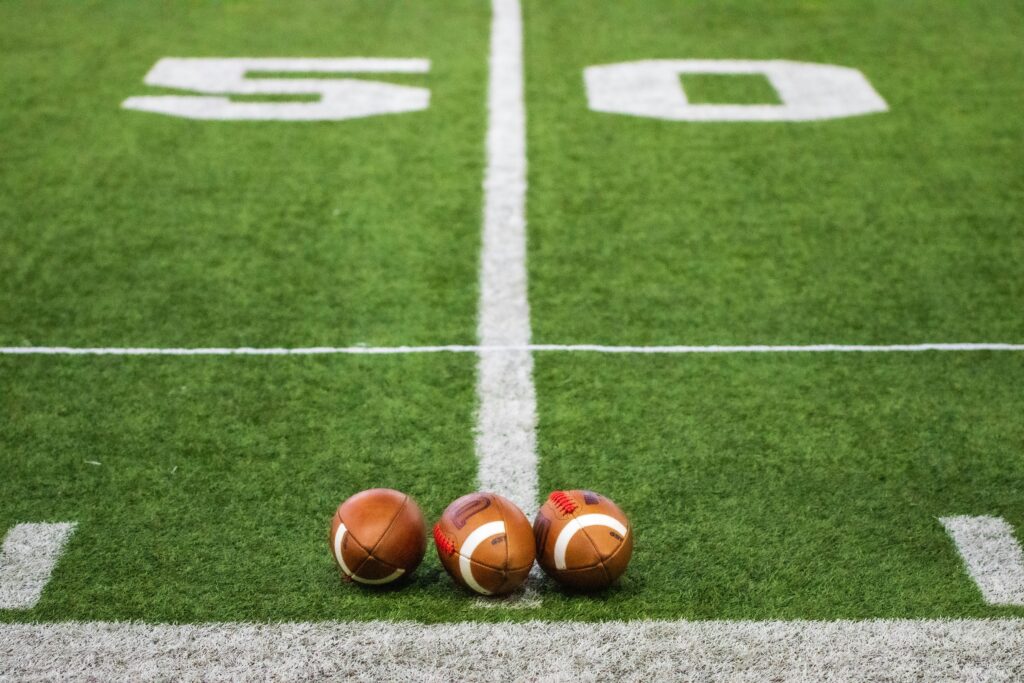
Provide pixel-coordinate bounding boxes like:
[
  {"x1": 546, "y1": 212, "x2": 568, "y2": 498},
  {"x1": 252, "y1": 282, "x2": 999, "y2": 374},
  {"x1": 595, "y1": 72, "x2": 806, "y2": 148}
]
[
  {"x1": 941, "y1": 516, "x2": 1024, "y2": 606},
  {"x1": 1, "y1": 343, "x2": 1022, "y2": 356},
  {"x1": 474, "y1": 0, "x2": 538, "y2": 519},
  {"x1": 0, "y1": 523, "x2": 76, "y2": 610},
  {"x1": 1, "y1": 619, "x2": 1022, "y2": 680}
]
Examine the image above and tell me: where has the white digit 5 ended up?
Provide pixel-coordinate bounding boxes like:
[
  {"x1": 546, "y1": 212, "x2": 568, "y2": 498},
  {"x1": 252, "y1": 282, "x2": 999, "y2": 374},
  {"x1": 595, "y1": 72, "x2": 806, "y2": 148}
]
[{"x1": 123, "y1": 57, "x2": 430, "y2": 121}]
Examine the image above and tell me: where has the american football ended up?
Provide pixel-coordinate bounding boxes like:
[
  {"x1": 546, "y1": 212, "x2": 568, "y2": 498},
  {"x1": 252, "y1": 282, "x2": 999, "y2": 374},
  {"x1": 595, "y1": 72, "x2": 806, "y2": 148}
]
[
  {"x1": 329, "y1": 488, "x2": 426, "y2": 585},
  {"x1": 534, "y1": 490, "x2": 633, "y2": 590},
  {"x1": 433, "y1": 492, "x2": 535, "y2": 596}
]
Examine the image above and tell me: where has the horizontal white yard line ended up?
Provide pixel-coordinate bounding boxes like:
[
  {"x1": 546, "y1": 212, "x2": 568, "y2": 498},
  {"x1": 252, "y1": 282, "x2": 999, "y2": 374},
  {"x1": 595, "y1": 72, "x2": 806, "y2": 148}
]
[
  {"x1": 0, "y1": 343, "x2": 1022, "y2": 356},
  {"x1": 0, "y1": 345, "x2": 482, "y2": 355},
  {"x1": 1, "y1": 619, "x2": 1022, "y2": 681},
  {"x1": 0, "y1": 342, "x2": 1019, "y2": 358}
]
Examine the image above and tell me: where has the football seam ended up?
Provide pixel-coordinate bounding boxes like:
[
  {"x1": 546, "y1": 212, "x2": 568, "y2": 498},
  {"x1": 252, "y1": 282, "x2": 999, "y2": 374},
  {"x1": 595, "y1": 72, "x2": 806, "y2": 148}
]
[
  {"x1": 450, "y1": 551, "x2": 535, "y2": 593},
  {"x1": 551, "y1": 528, "x2": 630, "y2": 577},
  {"x1": 450, "y1": 548, "x2": 535, "y2": 573},
  {"x1": 493, "y1": 495, "x2": 512, "y2": 571},
  {"x1": 347, "y1": 539, "x2": 402, "y2": 582},
  {"x1": 577, "y1": 522, "x2": 612, "y2": 584},
  {"x1": 346, "y1": 496, "x2": 408, "y2": 579},
  {"x1": 367, "y1": 494, "x2": 409, "y2": 558}
]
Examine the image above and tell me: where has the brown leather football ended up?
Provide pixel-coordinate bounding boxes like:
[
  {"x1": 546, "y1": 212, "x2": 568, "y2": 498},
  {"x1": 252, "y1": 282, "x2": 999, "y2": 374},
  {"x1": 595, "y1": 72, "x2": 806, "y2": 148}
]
[
  {"x1": 533, "y1": 489, "x2": 633, "y2": 590},
  {"x1": 433, "y1": 492, "x2": 536, "y2": 596},
  {"x1": 329, "y1": 488, "x2": 426, "y2": 585}
]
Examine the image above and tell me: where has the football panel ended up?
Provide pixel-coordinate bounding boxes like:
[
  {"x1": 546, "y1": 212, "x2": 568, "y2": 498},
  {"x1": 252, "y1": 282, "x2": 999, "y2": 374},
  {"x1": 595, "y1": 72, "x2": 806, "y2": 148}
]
[
  {"x1": 556, "y1": 523, "x2": 603, "y2": 571},
  {"x1": 580, "y1": 517, "x2": 630, "y2": 560},
  {"x1": 456, "y1": 555, "x2": 529, "y2": 596},
  {"x1": 372, "y1": 497, "x2": 427, "y2": 571},
  {"x1": 356, "y1": 554, "x2": 405, "y2": 584},
  {"x1": 568, "y1": 490, "x2": 631, "y2": 560},
  {"x1": 459, "y1": 555, "x2": 507, "y2": 595},
  {"x1": 457, "y1": 518, "x2": 510, "y2": 571},
  {"x1": 494, "y1": 563, "x2": 532, "y2": 595},
  {"x1": 438, "y1": 492, "x2": 504, "y2": 546},
  {"x1": 436, "y1": 545, "x2": 509, "y2": 595},
  {"x1": 493, "y1": 495, "x2": 536, "y2": 571},
  {"x1": 329, "y1": 515, "x2": 372, "y2": 580},
  {"x1": 600, "y1": 530, "x2": 634, "y2": 584},
  {"x1": 551, "y1": 513, "x2": 627, "y2": 571},
  {"x1": 338, "y1": 488, "x2": 407, "y2": 550},
  {"x1": 547, "y1": 564, "x2": 611, "y2": 591}
]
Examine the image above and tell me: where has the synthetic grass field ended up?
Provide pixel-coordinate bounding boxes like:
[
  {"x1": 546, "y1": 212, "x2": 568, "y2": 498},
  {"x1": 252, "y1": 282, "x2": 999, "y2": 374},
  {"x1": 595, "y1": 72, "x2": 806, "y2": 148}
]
[{"x1": 2, "y1": 0, "x2": 1023, "y2": 678}]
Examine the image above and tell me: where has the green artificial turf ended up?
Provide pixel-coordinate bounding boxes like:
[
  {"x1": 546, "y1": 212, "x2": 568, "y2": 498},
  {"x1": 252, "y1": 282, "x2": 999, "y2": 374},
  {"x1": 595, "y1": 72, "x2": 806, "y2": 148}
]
[
  {"x1": 1, "y1": 0, "x2": 1023, "y2": 625},
  {"x1": 2, "y1": 352, "x2": 1022, "y2": 623},
  {"x1": 0, "y1": 355, "x2": 482, "y2": 623},
  {"x1": 525, "y1": 0, "x2": 1024, "y2": 345},
  {"x1": 534, "y1": 351, "x2": 1024, "y2": 620},
  {"x1": 0, "y1": 0, "x2": 489, "y2": 348}
]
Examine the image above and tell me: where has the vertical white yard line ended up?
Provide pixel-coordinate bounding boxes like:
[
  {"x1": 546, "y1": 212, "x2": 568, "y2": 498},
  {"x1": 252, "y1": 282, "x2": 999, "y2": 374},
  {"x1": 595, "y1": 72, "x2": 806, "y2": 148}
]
[
  {"x1": 0, "y1": 522, "x2": 77, "y2": 610},
  {"x1": 476, "y1": 0, "x2": 537, "y2": 519},
  {"x1": 940, "y1": 516, "x2": 1024, "y2": 606},
  {"x1": 473, "y1": 0, "x2": 541, "y2": 609}
]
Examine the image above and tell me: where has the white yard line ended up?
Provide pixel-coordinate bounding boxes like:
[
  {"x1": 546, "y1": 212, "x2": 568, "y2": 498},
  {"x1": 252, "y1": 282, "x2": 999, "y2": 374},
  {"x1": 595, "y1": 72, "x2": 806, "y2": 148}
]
[
  {"x1": 1, "y1": 619, "x2": 1023, "y2": 681},
  {"x1": 941, "y1": 516, "x2": 1024, "y2": 606},
  {"x1": 474, "y1": 0, "x2": 537, "y2": 519},
  {"x1": 528, "y1": 342, "x2": 1024, "y2": 353},
  {"x1": 0, "y1": 523, "x2": 76, "y2": 610},
  {"x1": 1, "y1": 343, "x2": 1022, "y2": 355},
  {"x1": 470, "y1": 0, "x2": 541, "y2": 610},
  {"x1": 0, "y1": 345, "x2": 484, "y2": 355}
]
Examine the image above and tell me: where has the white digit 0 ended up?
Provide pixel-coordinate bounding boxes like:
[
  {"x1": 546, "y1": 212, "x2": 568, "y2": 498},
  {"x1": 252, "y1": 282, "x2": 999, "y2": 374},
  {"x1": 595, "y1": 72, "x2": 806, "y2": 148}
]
[{"x1": 584, "y1": 59, "x2": 887, "y2": 122}]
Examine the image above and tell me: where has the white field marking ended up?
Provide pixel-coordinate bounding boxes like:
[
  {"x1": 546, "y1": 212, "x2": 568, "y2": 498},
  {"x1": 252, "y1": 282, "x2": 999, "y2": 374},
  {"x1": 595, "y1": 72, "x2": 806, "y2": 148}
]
[
  {"x1": 457, "y1": 520, "x2": 506, "y2": 595},
  {"x1": 2, "y1": 620, "x2": 1024, "y2": 680},
  {"x1": 470, "y1": 0, "x2": 542, "y2": 611},
  {"x1": 553, "y1": 514, "x2": 628, "y2": 570},
  {"x1": 330, "y1": 523, "x2": 403, "y2": 586},
  {"x1": 2, "y1": 343, "x2": 1023, "y2": 356},
  {"x1": 941, "y1": 516, "x2": 1024, "y2": 606},
  {"x1": 475, "y1": 0, "x2": 537, "y2": 519},
  {"x1": 123, "y1": 57, "x2": 430, "y2": 121},
  {"x1": 585, "y1": 59, "x2": 888, "y2": 122},
  {"x1": 0, "y1": 522, "x2": 76, "y2": 610}
]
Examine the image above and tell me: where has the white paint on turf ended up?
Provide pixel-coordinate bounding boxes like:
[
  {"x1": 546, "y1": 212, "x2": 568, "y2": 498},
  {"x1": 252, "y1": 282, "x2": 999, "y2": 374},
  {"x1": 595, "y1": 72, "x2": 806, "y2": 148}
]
[
  {"x1": 2, "y1": 619, "x2": 1023, "y2": 680},
  {"x1": 0, "y1": 522, "x2": 76, "y2": 610},
  {"x1": 2, "y1": 343, "x2": 1022, "y2": 355},
  {"x1": 123, "y1": 58, "x2": 430, "y2": 121},
  {"x1": 941, "y1": 516, "x2": 1024, "y2": 606},
  {"x1": 470, "y1": 0, "x2": 542, "y2": 610},
  {"x1": 585, "y1": 59, "x2": 888, "y2": 122},
  {"x1": 475, "y1": 0, "x2": 537, "y2": 519}
]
